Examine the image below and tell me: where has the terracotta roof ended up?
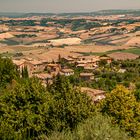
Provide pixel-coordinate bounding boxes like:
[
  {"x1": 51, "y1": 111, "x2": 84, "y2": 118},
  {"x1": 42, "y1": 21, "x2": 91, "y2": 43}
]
[
  {"x1": 29, "y1": 60, "x2": 43, "y2": 65},
  {"x1": 47, "y1": 64, "x2": 60, "y2": 67},
  {"x1": 61, "y1": 69, "x2": 74, "y2": 73},
  {"x1": 81, "y1": 87, "x2": 105, "y2": 96},
  {"x1": 78, "y1": 55, "x2": 99, "y2": 60},
  {"x1": 80, "y1": 73, "x2": 94, "y2": 76},
  {"x1": 77, "y1": 60, "x2": 89, "y2": 64},
  {"x1": 77, "y1": 58, "x2": 99, "y2": 64},
  {"x1": 12, "y1": 59, "x2": 25, "y2": 66},
  {"x1": 81, "y1": 87, "x2": 106, "y2": 102},
  {"x1": 77, "y1": 64, "x2": 85, "y2": 67},
  {"x1": 64, "y1": 57, "x2": 74, "y2": 61},
  {"x1": 34, "y1": 73, "x2": 52, "y2": 79},
  {"x1": 100, "y1": 56, "x2": 111, "y2": 60},
  {"x1": 84, "y1": 67, "x2": 96, "y2": 70},
  {"x1": 68, "y1": 55, "x2": 78, "y2": 59}
]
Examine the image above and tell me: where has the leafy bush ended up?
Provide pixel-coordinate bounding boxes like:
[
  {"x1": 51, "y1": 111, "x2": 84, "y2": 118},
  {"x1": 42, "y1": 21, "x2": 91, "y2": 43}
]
[
  {"x1": 101, "y1": 85, "x2": 140, "y2": 137},
  {"x1": 48, "y1": 114, "x2": 131, "y2": 140}
]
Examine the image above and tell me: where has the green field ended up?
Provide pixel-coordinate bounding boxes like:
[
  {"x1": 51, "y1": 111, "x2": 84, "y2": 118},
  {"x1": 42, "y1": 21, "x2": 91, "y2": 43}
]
[
  {"x1": 121, "y1": 48, "x2": 140, "y2": 55},
  {"x1": 80, "y1": 48, "x2": 140, "y2": 56}
]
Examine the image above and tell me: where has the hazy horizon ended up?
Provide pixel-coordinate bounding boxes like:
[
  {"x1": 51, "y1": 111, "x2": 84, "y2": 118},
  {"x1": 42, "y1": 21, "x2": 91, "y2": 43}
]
[{"x1": 0, "y1": 0, "x2": 140, "y2": 13}]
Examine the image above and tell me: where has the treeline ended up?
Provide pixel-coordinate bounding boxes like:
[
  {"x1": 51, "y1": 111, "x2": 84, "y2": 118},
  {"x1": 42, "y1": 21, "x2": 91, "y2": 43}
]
[
  {"x1": 15, "y1": 34, "x2": 37, "y2": 38},
  {"x1": 40, "y1": 18, "x2": 102, "y2": 31},
  {"x1": 0, "y1": 56, "x2": 140, "y2": 139},
  {"x1": 2, "y1": 20, "x2": 36, "y2": 26}
]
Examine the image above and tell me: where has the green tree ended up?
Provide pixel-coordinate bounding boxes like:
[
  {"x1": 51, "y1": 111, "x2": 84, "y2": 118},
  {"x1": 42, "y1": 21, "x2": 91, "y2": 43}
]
[
  {"x1": 0, "y1": 57, "x2": 19, "y2": 88},
  {"x1": 101, "y1": 85, "x2": 140, "y2": 137},
  {"x1": 40, "y1": 18, "x2": 47, "y2": 26},
  {"x1": 134, "y1": 89, "x2": 140, "y2": 102},
  {"x1": 22, "y1": 66, "x2": 29, "y2": 78},
  {"x1": 48, "y1": 75, "x2": 95, "y2": 130},
  {"x1": 0, "y1": 78, "x2": 53, "y2": 139},
  {"x1": 99, "y1": 59, "x2": 107, "y2": 66}
]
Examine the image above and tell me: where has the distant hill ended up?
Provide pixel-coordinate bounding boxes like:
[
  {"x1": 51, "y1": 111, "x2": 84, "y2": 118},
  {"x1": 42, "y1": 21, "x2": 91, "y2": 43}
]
[
  {"x1": 0, "y1": 9, "x2": 140, "y2": 18},
  {"x1": 95, "y1": 9, "x2": 140, "y2": 16},
  {"x1": 0, "y1": 12, "x2": 25, "y2": 18}
]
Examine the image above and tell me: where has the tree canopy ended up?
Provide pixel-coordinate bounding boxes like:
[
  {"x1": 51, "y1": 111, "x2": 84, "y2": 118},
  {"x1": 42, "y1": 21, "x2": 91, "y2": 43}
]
[
  {"x1": 0, "y1": 76, "x2": 95, "y2": 139},
  {"x1": 0, "y1": 57, "x2": 19, "y2": 89},
  {"x1": 101, "y1": 85, "x2": 140, "y2": 137}
]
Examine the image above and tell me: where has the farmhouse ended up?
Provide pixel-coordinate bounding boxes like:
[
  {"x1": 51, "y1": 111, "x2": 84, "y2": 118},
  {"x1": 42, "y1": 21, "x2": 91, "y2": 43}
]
[
  {"x1": 13, "y1": 59, "x2": 34, "y2": 77},
  {"x1": 76, "y1": 64, "x2": 85, "y2": 68},
  {"x1": 29, "y1": 60, "x2": 45, "y2": 73},
  {"x1": 81, "y1": 87, "x2": 106, "y2": 102},
  {"x1": 63, "y1": 57, "x2": 75, "y2": 64},
  {"x1": 45, "y1": 64, "x2": 61, "y2": 73},
  {"x1": 78, "y1": 55, "x2": 100, "y2": 61},
  {"x1": 61, "y1": 69, "x2": 74, "y2": 76},
  {"x1": 76, "y1": 55, "x2": 100, "y2": 67},
  {"x1": 13, "y1": 59, "x2": 45, "y2": 76},
  {"x1": 80, "y1": 73, "x2": 94, "y2": 81},
  {"x1": 33, "y1": 73, "x2": 53, "y2": 86},
  {"x1": 77, "y1": 63, "x2": 98, "y2": 70},
  {"x1": 100, "y1": 56, "x2": 112, "y2": 64},
  {"x1": 84, "y1": 64, "x2": 98, "y2": 70},
  {"x1": 63, "y1": 55, "x2": 79, "y2": 64}
]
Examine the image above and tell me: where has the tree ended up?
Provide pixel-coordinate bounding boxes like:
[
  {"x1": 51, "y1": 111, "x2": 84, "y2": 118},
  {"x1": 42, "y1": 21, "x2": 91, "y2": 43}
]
[
  {"x1": 48, "y1": 75, "x2": 95, "y2": 130},
  {"x1": 58, "y1": 54, "x2": 61, "y2": 63},
  {"x1": 135, "y1": 82, "x2": 140, "y2": 102},
  {"x1": 99, "y1": 59, "x2": 107, "y2": 66},
  {"x1": 0, "y1": 57, "x2": 19, "y2": 88},
  {"x1": 0, "y1": 78, "x2": 53, "y2": 139},
  {"x1": 134, "y1": 89, "x2": 140, "y2": 102},
  {"x1": 40, "y1": 18, "x2": 47, "y2": 26},
  {"x1": 21, "y1": 66, "x2": 29, "y2": 78},
  {"x1": 101, "y1": 85, "x2": 140, "y2": 137}
]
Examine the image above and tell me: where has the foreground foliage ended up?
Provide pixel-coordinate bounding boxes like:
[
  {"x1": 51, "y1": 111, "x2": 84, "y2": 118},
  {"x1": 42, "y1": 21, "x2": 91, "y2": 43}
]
[
  {"x1": 101, "y1": 85, "x2": 140, "y2": 137},
  {"x1": 0, "y1": 77, "x2": 95, "y2": 139},
  {"x1": 48, "y1": 114, "x2": 131, "y2": 140}
]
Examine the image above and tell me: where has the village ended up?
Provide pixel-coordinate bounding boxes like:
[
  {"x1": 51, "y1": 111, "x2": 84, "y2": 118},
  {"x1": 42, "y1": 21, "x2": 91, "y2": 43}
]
[
  {"x1": 13, "y1": 54, "x2": 111, "y2": 82},
  {"x1": 12, "y1": 51, "x2": 140, "y2": 103}
]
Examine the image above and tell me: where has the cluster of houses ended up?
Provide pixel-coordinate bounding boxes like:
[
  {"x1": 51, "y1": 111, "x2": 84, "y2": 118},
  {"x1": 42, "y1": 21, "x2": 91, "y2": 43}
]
[
  {"x1": 13, "y1": 55, "x2": 112, "y2": 84},
  {"x1": 63, "y1": 55, "x2": 112, "y2": 80},
  {"x1": 12, "y1": 55, "x2": 113, "y2": 102},
  {"x1": 64, "y1": 55, "x2": 112, "y2": 68}
]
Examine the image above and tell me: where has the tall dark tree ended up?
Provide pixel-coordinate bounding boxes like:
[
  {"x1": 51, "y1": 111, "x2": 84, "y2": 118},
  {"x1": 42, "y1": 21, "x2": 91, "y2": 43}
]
[{"x1": 21, "y1": 66, "x2": 29, "y2": 78}]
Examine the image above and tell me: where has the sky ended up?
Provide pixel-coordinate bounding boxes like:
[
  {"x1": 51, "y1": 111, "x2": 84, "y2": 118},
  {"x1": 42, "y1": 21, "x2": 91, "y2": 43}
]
[{"x1": 0, "y1": 0, "x2": 140, "y2": 13}]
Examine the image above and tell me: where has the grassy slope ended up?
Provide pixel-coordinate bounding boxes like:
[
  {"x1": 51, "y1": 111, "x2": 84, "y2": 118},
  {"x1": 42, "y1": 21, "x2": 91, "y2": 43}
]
[{"x1": 80, "y1": 48, "x2": 140, "y2": 56}]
